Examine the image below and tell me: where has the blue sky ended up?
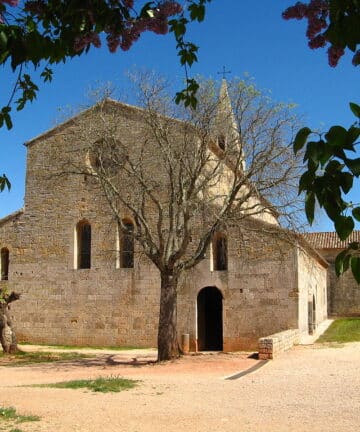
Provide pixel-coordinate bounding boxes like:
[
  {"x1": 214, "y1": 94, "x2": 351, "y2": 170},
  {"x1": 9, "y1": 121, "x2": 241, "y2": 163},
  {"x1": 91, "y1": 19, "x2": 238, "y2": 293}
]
[{"x1": 0, "y1": 0, "x2": 359, "y2": 231}]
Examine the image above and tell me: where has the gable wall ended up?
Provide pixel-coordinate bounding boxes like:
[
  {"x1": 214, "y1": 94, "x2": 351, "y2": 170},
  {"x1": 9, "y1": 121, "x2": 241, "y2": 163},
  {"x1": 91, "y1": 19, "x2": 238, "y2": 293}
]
[{"x1": 7, "y1": 106, "x2": 166, "y2": 346}]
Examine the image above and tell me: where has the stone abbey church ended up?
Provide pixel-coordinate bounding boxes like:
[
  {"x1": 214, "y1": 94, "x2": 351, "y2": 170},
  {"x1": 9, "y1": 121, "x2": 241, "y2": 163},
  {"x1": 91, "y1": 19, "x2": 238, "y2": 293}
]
[{"x1": 0, "y1": 82, "x2": 358, "y2": 352}]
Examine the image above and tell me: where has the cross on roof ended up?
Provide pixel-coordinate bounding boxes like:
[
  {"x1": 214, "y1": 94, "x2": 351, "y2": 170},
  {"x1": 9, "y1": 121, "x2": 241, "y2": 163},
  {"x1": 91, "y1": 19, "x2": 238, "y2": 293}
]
[{"x1": 217, "y1": 66, "x2": 231, "y2": 79}]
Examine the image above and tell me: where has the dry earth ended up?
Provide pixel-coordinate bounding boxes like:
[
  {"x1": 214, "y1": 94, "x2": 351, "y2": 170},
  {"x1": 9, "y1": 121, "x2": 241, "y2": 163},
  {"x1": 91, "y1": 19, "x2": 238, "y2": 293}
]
[{"x1": 1, "y1": 343, "x2": 359, "y2": 432}]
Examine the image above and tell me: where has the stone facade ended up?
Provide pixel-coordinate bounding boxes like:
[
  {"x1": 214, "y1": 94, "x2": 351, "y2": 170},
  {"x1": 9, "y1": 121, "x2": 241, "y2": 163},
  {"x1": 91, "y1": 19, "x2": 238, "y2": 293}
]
[
  {"x1": 0, "y1": 97, "x2": 329, "y2": 351},
  {"x1": 304, "y1": 231, "x2": 360, "y2": 317}
]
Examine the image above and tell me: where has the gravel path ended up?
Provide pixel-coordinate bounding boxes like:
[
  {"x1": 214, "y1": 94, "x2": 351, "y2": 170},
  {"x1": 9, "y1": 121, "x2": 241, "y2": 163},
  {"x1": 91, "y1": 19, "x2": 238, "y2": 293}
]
[{"x1": 1, "y1": 343, "x2": 359, "y2": 432}]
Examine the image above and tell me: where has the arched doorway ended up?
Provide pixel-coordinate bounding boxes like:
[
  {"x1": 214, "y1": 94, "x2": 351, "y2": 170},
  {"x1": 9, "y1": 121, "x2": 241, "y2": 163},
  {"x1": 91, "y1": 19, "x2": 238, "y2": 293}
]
[
  {"x1": 312, "y1": 294, "x2": 316, "y2": 330},
  {"x1": 308, "y1": 294, "x2": 316, "y2": 335},
  {"x1": 197, "y1": 286, "x2": 223, "y2": 351}
]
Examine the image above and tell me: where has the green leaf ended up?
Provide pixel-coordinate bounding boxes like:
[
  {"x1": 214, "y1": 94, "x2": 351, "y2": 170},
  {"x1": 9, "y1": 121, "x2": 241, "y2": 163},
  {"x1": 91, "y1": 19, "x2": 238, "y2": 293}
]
[
  {"x1": 189, "y1": 4, "x2": 206, "y2": 22},
  {"x1": 335, "y1": 250, "x2": 350, "y2": 276},
  {"x1": 323, "y1": 192, "x2": 347, "y2": 221},
  {"x1": 334, "y1": 215, "x2": 355, "y2": 241},
  {"x1": 293, "y1": 127, "x2": 312, "y2": 154},
  {"x1": 307, "y1": 155, "x2": 319, "y2": 171},
  {"x1": 0, "y1": 31, "x2": 7, "y2": 49},
  {"x1": 325, "y1": 125, "x2": 347, "y2": 147},
  {"x1": 350, "y1": 102, "x2": 360, "y2": 118},
  {"x1": 298, "y1": 170, "x2": 315, "y2": 194},
  {"x1": 40, "y1": 67, "x2": 53, "y2": 83},
  {"x1": 0, "y1": 49, "x2": 9, "y2": 64},
  {"x1": 4, "y1": 112, "x2": 12, "y2": 129},
  {"x1": 324, "y1": 160, "x2": 343, "y2": 173},
  {"x1": 303, "y1": 139, "x2": 333, "y2": 166},
  {"x1": 346, "y1": 126, "x2": 360, "y2": 148},
  {"x1": 338, "y1": 172, "x2": 353, "y2": 193},
  {"x1": 350, "y1": 256, "x2": 360, "y2": 283},
  {"x1": 0, "y1": 174, "x2": 11, "y2": 192},
  {"x1": 1, "y1": 106, "x2": 12, "y2": 130},
  {"x1": 348, "y1": 242, "x2": 360, "y2": 251},
  {"x1": 352, "y1": 207, "x2": 360, "y2": 221},
  {"x1": 174, "y1": 90, "x2": 185, "y2": 105},
  {"x1": 5, "y1": 175, "x2": 10, "y2": 190},
  {"x1": 305, "y1": 191, "x2": 315, "y2": 225},
  {"x1": 345, "y1": 157, "x2": 360, "y2": 176},
  {"x1": 169, "y1": 17, "x2": 188, "y2": 38}
]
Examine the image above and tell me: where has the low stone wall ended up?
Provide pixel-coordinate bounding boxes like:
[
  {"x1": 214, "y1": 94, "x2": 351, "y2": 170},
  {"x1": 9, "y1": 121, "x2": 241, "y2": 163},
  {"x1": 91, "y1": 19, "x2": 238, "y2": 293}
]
[{"x1": 258, "y1": 329, "x2": 300, "y2": 360}]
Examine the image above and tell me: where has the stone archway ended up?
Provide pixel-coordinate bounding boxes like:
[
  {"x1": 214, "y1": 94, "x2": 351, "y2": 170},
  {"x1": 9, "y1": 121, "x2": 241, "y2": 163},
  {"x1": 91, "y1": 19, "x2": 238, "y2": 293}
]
[{"x1": 197, "y1": 286, "x2": 223, "y2": 351}]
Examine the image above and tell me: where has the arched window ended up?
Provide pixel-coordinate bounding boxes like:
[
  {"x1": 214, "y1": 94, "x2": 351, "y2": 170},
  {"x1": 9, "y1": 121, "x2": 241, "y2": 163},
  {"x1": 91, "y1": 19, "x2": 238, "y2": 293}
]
[
  {"x1": 212, "y1": 233, "x2": 227, "y2": 271},
  {"x1": 218, "y1": 134, "x2": 226, "y2": 151},
  {"x1": 121, "y1": 220, "x2": 134, "y2": 268},
  {"x1": 76, "y1": 220, "x2": 91, "y2": 269},
  {"x1": 1, "y1": 247, "x2": 9, "y2": 280}
]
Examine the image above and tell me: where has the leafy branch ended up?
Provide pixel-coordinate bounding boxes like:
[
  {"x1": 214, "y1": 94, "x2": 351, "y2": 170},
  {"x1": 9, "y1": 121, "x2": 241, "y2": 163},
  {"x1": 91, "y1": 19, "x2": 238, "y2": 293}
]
[{"x1": 294, "y1": 102, "x2": 360, "y2": 282}]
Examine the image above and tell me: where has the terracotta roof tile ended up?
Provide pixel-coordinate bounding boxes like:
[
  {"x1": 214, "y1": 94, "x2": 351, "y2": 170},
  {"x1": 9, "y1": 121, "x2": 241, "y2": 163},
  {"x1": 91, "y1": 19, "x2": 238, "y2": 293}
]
[{"x1": 303, "y1": 231, "x2": 360, "y2": 250}]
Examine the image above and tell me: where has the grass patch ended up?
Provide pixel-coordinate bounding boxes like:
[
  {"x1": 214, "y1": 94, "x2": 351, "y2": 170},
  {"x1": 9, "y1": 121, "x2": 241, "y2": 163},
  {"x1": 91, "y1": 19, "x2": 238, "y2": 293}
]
[
  {"x1": 0, "y1": 408, "x2": 18, "y2": 422},
  {"x1": 0, "y1": 350, "x2": 91, "y2": 367},
  {"x1": 317, "y1": 318, "x2": 360, "y2": 343},
  {"x1": 0, "y1": 406, "x2": 40, "y2": 424},
  {"x1": 34, "y1": 376, "x2": 138, "y2": 393}
]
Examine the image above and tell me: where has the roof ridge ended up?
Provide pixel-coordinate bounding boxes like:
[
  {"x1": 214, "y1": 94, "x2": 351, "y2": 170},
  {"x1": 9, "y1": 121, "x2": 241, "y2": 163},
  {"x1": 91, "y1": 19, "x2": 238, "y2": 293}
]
[{"x1": 0, "y1": 208, "x2": 24, "y2": 226}]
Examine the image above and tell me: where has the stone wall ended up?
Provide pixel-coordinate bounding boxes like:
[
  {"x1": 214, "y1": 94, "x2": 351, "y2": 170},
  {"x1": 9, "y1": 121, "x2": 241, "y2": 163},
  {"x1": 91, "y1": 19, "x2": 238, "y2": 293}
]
[
  {"x1": 320, "y1": 249, "x2": 360, "y2": 316},
  {"x1": 297, "y1": 248, "x2": 328, "y2": 335},
  {"x1": 258, "y1": 329, "x2": 300, "y2": 360},
  {"x1": 1, "y1": 103, "x2": 165, "y2": 347},
  {"x1": 1, "y1": 209, "x2": 312, "y2": 350},
  {"x1": 177, "y1": 225, "x2": 313, "y2": 351}
]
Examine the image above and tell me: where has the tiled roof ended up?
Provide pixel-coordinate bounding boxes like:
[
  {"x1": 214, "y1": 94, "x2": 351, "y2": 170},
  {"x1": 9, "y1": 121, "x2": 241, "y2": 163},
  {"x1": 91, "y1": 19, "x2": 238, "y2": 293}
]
[{"x1": 303, "y1": 231, "x2": 360, "y2": 250}]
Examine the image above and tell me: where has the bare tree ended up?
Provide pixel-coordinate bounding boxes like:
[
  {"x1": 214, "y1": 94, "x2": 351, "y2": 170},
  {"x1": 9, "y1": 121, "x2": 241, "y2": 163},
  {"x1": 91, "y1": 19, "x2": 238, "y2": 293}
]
[{"x1": 67, "y1": 75, "x2": 303, "y2": 361}]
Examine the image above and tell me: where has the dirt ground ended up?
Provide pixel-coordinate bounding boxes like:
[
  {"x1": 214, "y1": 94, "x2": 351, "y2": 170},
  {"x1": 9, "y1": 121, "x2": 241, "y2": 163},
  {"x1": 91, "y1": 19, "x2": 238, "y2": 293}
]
[{"x1": 1, "y1": 343, "x2": 359, "y2": 432}]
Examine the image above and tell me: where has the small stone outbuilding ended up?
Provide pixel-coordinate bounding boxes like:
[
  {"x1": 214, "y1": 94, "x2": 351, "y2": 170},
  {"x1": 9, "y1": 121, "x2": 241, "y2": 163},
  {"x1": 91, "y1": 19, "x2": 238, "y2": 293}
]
[{"x1": 305, "y1": 231, "x2": 360, "y2": 317}]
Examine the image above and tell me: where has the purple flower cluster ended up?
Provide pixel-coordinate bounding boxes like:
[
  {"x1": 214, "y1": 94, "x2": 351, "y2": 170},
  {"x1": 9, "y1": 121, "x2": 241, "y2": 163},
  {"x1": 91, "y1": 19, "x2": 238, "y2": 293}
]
[
  {"x1": 74, "y1": 32, "x2": 101, "y2": 52},
  {"x1": 308, "y1": 34, "x2": 326, "y2": 49},
  {"x1": 282, "y1": 1, "x2": 351, "y2": 67},
  {"x1": 283, "y1": 1, "x2": 329, "y2": 43},
  {"x1": 122, "y1": 0, "x2": 134, "y2": 8},
  {"x1": 327, "y1": 45, "x2": 345, "y2": 67},
  {"x1": 0, "y1": 0, "x2": 19, "y2": 6},
  {"x1": 282, "y1": 1, "x2": 309, "y2": 19},
  {"x1": 24, "y1": 0, "x2": 46, "y2": 15},
  {"x1": 106, "y1": 1, "x2": 183, "y2": 53},
  {"x1": 24, "y1": 1, "x2": 183, "y2": 55},
  {"x1": 107, "y1": 34, "x2": 121, "y2": 53}
]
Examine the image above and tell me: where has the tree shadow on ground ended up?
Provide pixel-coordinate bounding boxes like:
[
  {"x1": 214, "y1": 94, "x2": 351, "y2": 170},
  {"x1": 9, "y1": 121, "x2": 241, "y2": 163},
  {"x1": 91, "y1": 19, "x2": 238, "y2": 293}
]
[{"x1": 1, "y1": 354, "x2": 157, "y2": 371}]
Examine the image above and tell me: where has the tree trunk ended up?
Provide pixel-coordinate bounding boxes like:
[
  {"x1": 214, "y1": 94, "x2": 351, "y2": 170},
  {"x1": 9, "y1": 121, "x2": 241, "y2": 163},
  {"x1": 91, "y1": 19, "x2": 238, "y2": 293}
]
[
  {"x1": 0, "y1": 304, "x2": 18, "y2": 354},
  {"x1": 157, "y1": 272, "x2": 179, "y2": 361}
]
